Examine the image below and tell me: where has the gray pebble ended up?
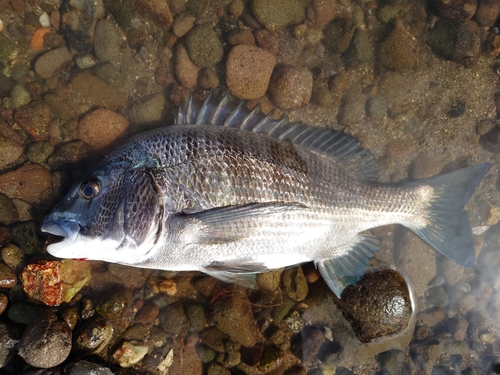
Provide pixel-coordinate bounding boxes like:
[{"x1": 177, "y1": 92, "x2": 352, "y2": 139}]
[
  {"x1": 18, "y1": 311, "x2": 72, "y2": 368},
  {"x1": 34, "y1": 46, "x2": 74, "y2": 79},
  {"x1": 66, "y1": 360, "x2": 113, "y2": 375},
  {"x1": 93, "y1": 19, "x2": 121, "y2": 62},
  {"x1": 74, "y1": 53, "x2": 97, "y2": 69},
  {"x1": 196, "y1": 342, "x2": 216, "y2": 363},
  {"x1": 10, "y1": 84, "x2": 31, "y2": 109}
]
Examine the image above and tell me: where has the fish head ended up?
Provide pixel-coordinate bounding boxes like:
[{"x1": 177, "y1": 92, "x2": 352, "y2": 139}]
[{"x1": 42, "y1": 151, "x2": 166, "y2": 264}]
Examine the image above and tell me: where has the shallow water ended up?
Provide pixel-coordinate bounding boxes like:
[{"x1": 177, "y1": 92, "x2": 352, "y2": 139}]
[{"x1": 0, "y1": 0, "x2": 499, "y2": 374}]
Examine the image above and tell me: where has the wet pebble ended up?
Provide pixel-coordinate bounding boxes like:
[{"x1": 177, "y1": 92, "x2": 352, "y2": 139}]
[
  {"x1": 211, "y1": 289, "x2": 262, "y2": 347},
  {"x1": 323, "y1": 18, "x2": 356, "y2": 53},
  {"x1": 96, "y1": 293, "x2": 128, "y2": 319},
  {"x1": 34, "y1": 46, "x2": 73, "y2": 79},
  {"x1": 0, "y1": 33, "x2": 17, "y2": 61},
  {"x1": 252, "y1": 0, "x2": 305, "y2": 31},
  {"x1": 60, "y1": 0, "x2": 104, "y2": 53},
  {"x1": 0, "y1": 193, "x2": 18, "y2": 225},
  {"x1": 93, "y1": 19, "x2": 121, "y2": 62},
  {"x1": 256, "y1": 269, "x2": 283, "y2": 291},
  {"x1": 27, "y1": 141, "x2": 55, "y2": 164},
  {"x1": 0, "y1": 133, "x2": 23, "y2": 169},
  {"x1": 254, "y1": 29, "x2": 279, "y2": 55},
  {"x1": 186, "y1": 303, "x2": 206, "y2": 332},
  {"x1": 185, "y1": 25, "x2": 223, "y2": 68},
  {"x1": 47, "y1": 140, "x2": 90, "y2": 170},
  {"x1": 438, "y1": 255, "x2": 464, "y2": 286},
  {"x1": 0, "y1": 292, "x2": 8, "y2": 314},
  {"x1": 61, "y1": 306, "x2": 80, "y2": 330},
  {"x1": 207, "y1": 363, "x2": 230, "y2": 375},
  {"x1": 70, "y1": 72, "x2": 127, "y2": 110},
  {"x1": 94, "y1": 62, "x2": 125, "y2": 87},
  {"x1": 437, "y1": 0, "x2": 477, "y2": 20},
  {"x1": 175, "y1": 44, "x2": 200, "y2": 89},
  {"x1": 0, "y1": 321, "x2": 21, "y2": 367},
  {"x1": 378, "y1": 20, "x2": 416, "y2": 72},
  {"x1": 159, "y1": 301, "x2": 189, "y2": 335},
  {"x1": 66, "y1": 360, "x2": 113, "y2": 375},
  {"x1": 127, "y1": 93, "x2": 166, "y2": 124},
  {"x1": 410, "y1": 340, "x2": 443, "y2": 374},
  {"x1": 198, "y1": 68, "x2": 219, "y2": 90},
  {"x1": 11, "y1": 221, "x2": 41, "y2": 254},
  {"x1": 269, "y1": 66, "x2": 313, "y2": 110},
  {"x1": 425, "y1": 286, "x2": 449, "y2": 308},
  {"x1": 312, "y1": 0, "x2": 337, "y2": 29},
  {"x1": 196, "y1": 342, "x2": 216, "y2": 363},
  {"x1": 14, "y1": 101, "x2": 53, "y2": 141},
  {"x1": 335, "y1": 269, "x2": 412, "y2": 343},
  {"x1": 226, "y1": 45, "x2": 276, "y2": 100},
  {"x1": 74, "y1": 53, "x2": 97, "y2": 69},
  {"x1": 0, "y1": 226, "x2": 11, "y2": 247},
  {"x1": 172, "y1": 11, "x2": 196, "y2": 38},
  {"x1": 447, "y1": 315, "x2": 468, "y2": 341},
  {"x1": 366, "y1": 96, "x2": 388, "y2": 121},
  {"x1": 78, "y1": 108, "x2": 129, "y2": 152},
  {"x1": 480, "y1": 124, "x2": 500, "y2": 153},
  {"x1": 338, "y1": 88, "x2": 365, "y2": 127},
  {"x1": 7, "y1": 301, "x2": 49, "y2": 325},
  {"x1": 0, "y1": 262, "x2": 16, "y2": 288},
  {"x1": 475, "y1": 0, "x2": 500, "y2": 26},
  {"x1": 408, "y1": 153, "x2": 444, "y2": 179},
  {"x1": 427, "y1": 19, "x2": 475, "y2": 64},
  {"x1": 20, "y1": 259, "x2": 92, "y2": 306},
  {"x1": 74, "y1": 316, "x2": 113, "y2": 353},
  {"x1": 227, "y1": 29, "x2": 255, "y2": 46},
  {"x1": 113, "y1": 340, "x2": 149, "y2": 368},
  {"x1": 18, "y1": 311, "x2": 72, "y2": 368},
  {"x1": 282, "y1": 266, "x2": 309, "y2": 301},
  {"x1": 199, "y1": 326, "x2": 226, "y2": 352},
  {"x1": 10, "y1": 84, "x2": 31, "y2": 109},
  {"x1": 134, "y1": 303, "x2": 159, "y2": 325}
]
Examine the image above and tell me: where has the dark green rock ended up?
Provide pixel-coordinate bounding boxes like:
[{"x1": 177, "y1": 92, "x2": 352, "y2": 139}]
[
  {"x1": 7, "y1": 301, "x2": 48, "y2": 325},
  {"x1": 0, "y1": 34, "x2": 16, "y2": 61},
  {"x1": 27, "y1": 141, "x2": 55, "y2": 164},
  {"x1": 186, "y1": 304, "x2": 206, "y2": 332},
  {"x1": 323, "y1": 18, "x2": 356, "y2": 54},
  {"x1": 185, "y1": 25, "x2": 223, "y2": 68},
  {"x1": 195, "y1": 342, "x2": 216, "y2": 363},
  {"x1": 96, "y1": 293, "x2": 128, "y2": 319},
  {"x1": 428, "y1": 18, "x2": 474, "y2": 63}
]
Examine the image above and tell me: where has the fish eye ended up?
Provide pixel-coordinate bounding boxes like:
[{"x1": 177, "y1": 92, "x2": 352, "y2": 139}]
[{"x1": 80, "y1": 179, "x2": 100, "y2": 199}]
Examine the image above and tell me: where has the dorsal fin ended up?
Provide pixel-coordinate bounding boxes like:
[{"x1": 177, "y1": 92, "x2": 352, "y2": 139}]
[{"x1": 176, "y1": 89, "x2": 379, "y2": 180}]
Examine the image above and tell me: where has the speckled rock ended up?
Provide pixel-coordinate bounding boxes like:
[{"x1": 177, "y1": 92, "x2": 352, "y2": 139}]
[
  {"x1": 60, "y1": 0, "x2": 105, "y2": 53},
  {"x1": 425, "y1": 286, "x2": 449, "y2": 308},
  {"x1": 185, "y1": 25, "x2": 223, "y2": 68},
  {"x1": 27, "y1": 141, "x2": 55, "y2": 164},
  {"x1": 437, "y1": 0, "x2": 477, "y2": 20},
  {"x1": 394, "y1": 229, "x2": 436, "y2": 299},
  {"x1": 475, "y1": 0, "x2": 500, "y2": 26},
  {"x1": 366, "y1": 96, "x2": 387, "y2": 121},
  {"x1": 0, "y1": 164, "x2": 52, "y2": 204},
  {"x1": 113, "y1": 340, "x2": 149, "y2": 368},
  {"x1": 70, "y1": 72, "x2": 127, "y2": 110},
  {"x1": 0, "y1": 193, "x2": 18, "y2": 225},
  {"x1": 18, "y1": 311, "x2": 72, "y2": 368},
  {"x1": 211, "y1": 289, "x2": 262, "y2": 347},
  {"x1": 256, "y1": 269, "x2": 283, "y2": 292},
  {"x1": 427, "y1": 18, "x2": 474, "y2": 63},
  {"x1": 269, "y1": 66, "x2": 313, "y2": 110},
  {"x1": 175, "y1": 44, "x2": 200, "y2": 89},
  {"x1": 378, "y1": 20, "x2": 416, "y2": 72},
  {"x1": 127, "y1": 93, "x2": 165, "y2": 124},
  {"x1": 0, "y1": 134, "x2": 23, "y2": 169},
  {"x1": 252, "y1": 0, "x2": 305, "y2": 31},
  {"x1": 93, "y1": 19, "x2": 121, "y2": 62},
  {"x1": 78, "y1": 108, "x2": 129, "y2": 152},
  {"x1": 227, "y1": 29, "x2": 255, "y2": 46},
  {"x1": 74, "y1": 53, "x2": 97, "y2": 69},
  {"x1": 198, "y1": 68, "x2": 219, "y2": 90},
  {"x1": 323, "y1": 18, "x2": 356, "y2": 53},
  {"x1": 172, "y1": 11, "x2": 196, "y2": 38},
  {"x1": 254, "y1": 29, "x2": 279, "y2": 55},
  {"x1": 186, "y1": 304, "x2": 206, "y2": 332},
  {"x1": 135, "y1": 304, "x2": 160, "y2": 325},
  {"x1": 74, "y1": 316, "x2": 113, "y2": 353},
  {"x1": 7, "y1": 302, "x2": 49, "y2": 325},
  {"x1": 335, "y1": 269, "x2": 412, "y2": 343},
  {"x1": 20, "y1": 259, "x2": 92, "y2": 306},
  {"x1": 159, "y1": 302, "x2": 189, "y2": 335},
  {"x1": 14, "y1": 101, "x2": 53, "y2": 141},
  {"x1": 66, "y1": 360, "x2": 114, "y2": 375},
  {"x1": 226, "y1": 45, "x2": 276, "y2": 100},
  {"x1": 48, "y1": 140, "x2": 90, "y2": 170},
  {"x1": 34, "y1": 46, "x2": 73, "y2": 79},
  {"x1": 199, "y1": 326, "x2": 226, "y2": 353},
  {"x1": 134, "y1": 0, "x2": 173, "y2": 29}
]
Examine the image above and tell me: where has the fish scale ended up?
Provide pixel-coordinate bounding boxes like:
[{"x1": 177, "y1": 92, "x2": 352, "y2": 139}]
[{"x1": 41, "y1": 92, "x2": 491, "y2": 298}]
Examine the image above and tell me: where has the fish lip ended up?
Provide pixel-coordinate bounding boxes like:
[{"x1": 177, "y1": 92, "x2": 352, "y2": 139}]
[{"x1": 41, "y1": 219, "x2": 80, "y2": 243}]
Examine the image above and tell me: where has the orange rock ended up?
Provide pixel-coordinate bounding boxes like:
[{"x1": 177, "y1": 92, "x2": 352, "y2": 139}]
[
  {"x1": 30, "y1": 28, "x2": 51, "y2": 50},
  {"x1": 78, "y1": 108, "x2": 129, "y2": 152}
]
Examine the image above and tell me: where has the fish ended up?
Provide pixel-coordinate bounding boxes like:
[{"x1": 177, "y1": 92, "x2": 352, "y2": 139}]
[{"x1": 41, "y1": 90, "x2": 492, "y2": 299}]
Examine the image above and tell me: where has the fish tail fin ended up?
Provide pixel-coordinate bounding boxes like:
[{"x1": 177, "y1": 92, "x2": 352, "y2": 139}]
[{"x1": 406, "y1": 163, "x2": 491, "y2": 267}]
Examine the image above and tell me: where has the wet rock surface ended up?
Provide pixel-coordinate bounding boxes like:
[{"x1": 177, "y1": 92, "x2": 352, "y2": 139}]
[{"x1": 0, "y1": 0, "x2": 498, "y2": 373}]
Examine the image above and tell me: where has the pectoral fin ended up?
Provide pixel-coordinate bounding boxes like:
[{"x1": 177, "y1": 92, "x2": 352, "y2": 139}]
[
  {"x1": 316, "y1": 234, "x2": 380, "y2": 299},
  {"x1": 202, "y1": 260, "x2": 268, "y2": 288}
]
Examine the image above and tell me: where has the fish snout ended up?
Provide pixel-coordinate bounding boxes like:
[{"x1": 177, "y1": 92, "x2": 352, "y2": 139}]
[{"x1": 41, "y1": 219, "x2": 80, "y2": 243}]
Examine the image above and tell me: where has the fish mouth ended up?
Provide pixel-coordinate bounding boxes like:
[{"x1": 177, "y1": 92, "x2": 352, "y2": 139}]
[{"x1": 41, "y1": 219, "x2": 80, "y2": 243}]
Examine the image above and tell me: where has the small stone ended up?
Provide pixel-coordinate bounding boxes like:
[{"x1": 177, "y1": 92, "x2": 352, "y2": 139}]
[
  {"x1": 211, "y1": 289, "x2": 262, "y2": 347},
  {"x1": 0, "y1": 163, "x2": 53, "y2": 204},
  {"x1": 94, "y1": 62, "x2": 125, "y2": 87},
  {"x1": 438, "y1": 255, "x2": 464, "y2": 286},
  {"x1": 366, "y1": 96, "x2": 388, "y2": 121},
  {"x1": 343, "y1": 29, "x2": 373, "y2": 66},
  {"x1": 0, "y1": 194, "x2": 18, "y2": 225},
  {"x1": 312, "y1": 0, "x2": 337, "y2": 29},
  {"x1": 11, "y1": 221, "x2": 41, "y2": 254},
  {"x1": 113, "y1": 340, "x2": 149, "y2": 368},
  {"x1": 96, "y1": 293, "x2": 128, "y2": 319},
  {"x1": 425, "y1": 286, "x2": 449, "y2": 308},
  {"x1": 0, "y1": 33, "x2": 17, "y2": 61},
  {"x1": 207, "y1": 362, "x2": 230, "y2": 375},
  {"x1": 48, "y1": 140, "x2": 90, "y2": 170},
  {"x1": 0, "y1": 226, "x2": 11, "y2": 247},
  {"x1": 60, "y1": 0, "x2": 105, "y2": 53},
  {"x1": 257, "y1": 347, "x2": 283, "y2": 372},
  {"x1": 186, "y1": 304, "x2": 206, "y2": 332},
  {"x1": 66, "y1": 360, "x2": 113, "y2": 375},
  {"x1": 227, "y1": 29, "x2": 255, "y2": 46},
  {"x1": 0, "y1": 134, "x2": 23, "y2": 169},
  {"x1": 323, "y1": 18, "x2": 356, "y2": 53},
  {"x1": 70, "y1": 72, "x2": 127, "y2": 110},
  {"x1": 44, "y1": 33, "x2": 66, "y2": 48},
  {"x1": 0, "y1": 263, "x2": 16, "y2": 288},
  {"x1": 10, "y1": 84, "x2": 31, "y2": 109},
  {"x1": 78, "y1": 108, "x2": 129, "y2": 152},
  {"x1": 196, "y1": 343, "x2": 216, "y2": 363},
  {"x1": 226, "y1": 45, "x2": 276, "y2": 100},
  {"x1": 198, "y1": 68, "x2": 219, "y2": 90},
  {"x1": 256, "y1": 269, "x2": 283, "y2": 291},
  {"x1": 74, "y1": 53, "x2": 97, "y2": 69},
  {"x1": 282, "y1": 266, "x2": 309, "y2": 301},
  {"x1": 378, "y1": 20, "x2": 416, "y2": 72},
  {"x1": 127, "y1": 93, "x2": 165, "y2": 124},
  {"x1": 447, "y1": 315, "x2": 468, "y2": 341},
  {"x1": 0, "y1": 293, "x2": 8, "y2": 314},
  {"x1": 185, "y1": 25, "x2": 223, "y2": 68},
  {"x1": 428, "y1": 18, "x2": 474, "y2": 63},
  {"x1": 335, "y1": 269, "x2": 412, "y2": 343},
  {"x1": 269, "y1": 66, "x2": 313, "y2": 110},
  {"x1": 252, "y1": 0, "x2": 305, "y2": 31},
  {"x1": 175, "y1": 44, "x2": 200, "y2": 89},
  {"x1": 20, "y1": 259, "x2": 92, "y2": 306},
  {"x1": 27, "y1": 141, "x2": 55, "y2": 164},
  {"x1": 480, "y1": 125, "x2": 500, "y2": 153},
  {"x1": 338, "y1": 88, "x2": 365, "y2": 127},
  {"x1": 417, "y1": 308, "x2": 445, "y2": 327},
  {"x1": 61, "y1": 306, "x2": 80, "y2": 330},
  {"x1": 75, "y1": 316, "x2": 113, "y2": 353},
  {"x1": 199, "y1": 326, "x2": 227, "y2": 353},
  {"x1": 135, "y1": 303, "x2": 159, "y2": 325},
  {"x1": 104, "y1": 0, "x2": 134, "y2": 29},
  {"x1": 0, "y1": 321, "x2": 21, "y2": 367},
  {"x1": 475, "y1": 0, "x2": 500, "y2": 26},
  {"x1": 437, "y1": 0, "x2": 477, "y2": 20},
  {"x1": 93, "y1": 19, "x2": 121, "y2": 62},
  {"x1": 270, "y1": 327, "x2": 292, "y2": 351},
  {"x1": 7, "y1": 301, "x2": 48, "y2": 324},
  {"x1": 34, "y1": 46, "x2": 73, "y2": 79},
  {"x1": 14, "y1": 101, "x2": 53, "y2": 141},
  {"x1": 134, "y1": 0, "x2": 173, "y2": 29},
  {"x1": 312, "y1": 84, "x2": 336, "y2": 108},
  {"x1": 408, "y1": 153, "x2": 444, "y2": 179},
  {"x1": 254, "y1": 29, "x2": 279, "y2": 55},
  {"x1": 158, "y1": 302, "x2": 189, "y2": 335},
  {"x1": 172, "y1": 12, "x2": 196, "y2": 38},
  {"x1": 18, "y1": 311, "x2": 72, "y2": 368}
]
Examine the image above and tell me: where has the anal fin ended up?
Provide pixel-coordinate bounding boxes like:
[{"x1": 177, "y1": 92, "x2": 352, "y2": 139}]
[{"x1": 315, "y1": 234, "x2": 380, "y2": 299}]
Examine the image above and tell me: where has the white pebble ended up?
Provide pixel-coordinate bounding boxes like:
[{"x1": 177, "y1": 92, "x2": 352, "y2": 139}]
[{"x1": 39, "y1": 12, "x2": 51, "y2": 27}]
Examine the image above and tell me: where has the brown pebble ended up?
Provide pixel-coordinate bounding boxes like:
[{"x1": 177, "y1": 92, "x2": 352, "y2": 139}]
[
  {"x1": 312, "y1": 0, "x2": 336, "y2": 29},
  {"x1": 475, "y1": 0, "x2": 500, "y2": 26},
  {"x1": 254, "y1": 29, "x2": 279, "y2": 55},
  {"x1": 0, "y1": 263, "x2": 16, "y2": 288},
  {"x1": 417, "y1": 307, "x2": 446, "y2": 327},
  {"x1": 269, "y1": 65, "x2": 313, "y2": 110},
  {"x1": 135, "y1": 303, "x2": 160, "y2": 325},
  {"x1": 227, "y1": 29, "x2": 255, "y2": 46},
  {"x1": 409, "y1": 153, "x2": 444, "y2": 179},
  {"x1": 0, "y1": 164, "x2": 52, "y2": 204},
  {"x1": 447, "y1": 315, "x2": 468, "y2": 341},
  {"x1": 175, "y1": 44, "x2": 200, "y2": 89},
  {"x1": 0, "y1": 292, "x2": 8, "y2": 314},
  {"x1": 172, "y1": 11, "x2": 196, "y2": 38},
  {"x1": 78, "y1": 108, "x2": 129, "y2": 152}
]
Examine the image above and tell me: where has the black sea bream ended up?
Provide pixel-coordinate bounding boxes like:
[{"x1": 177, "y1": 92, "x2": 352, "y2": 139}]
[{"x1": 41, "y1": 92, "x2": 491, "y2": 298}]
